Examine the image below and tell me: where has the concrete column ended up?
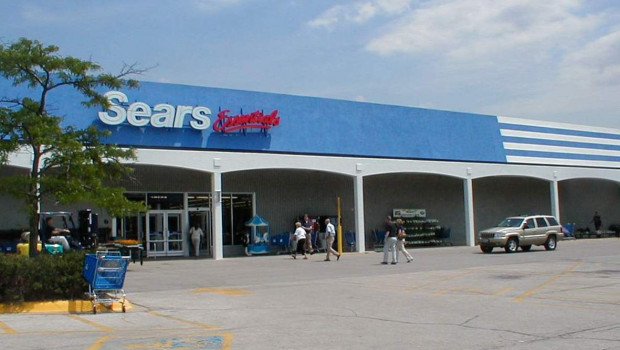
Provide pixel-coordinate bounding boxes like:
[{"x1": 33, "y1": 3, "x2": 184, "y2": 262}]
[
  {"x1": 550, "y1": 180, "x2": 560, "y2": 221},
  {"x1": 211, "y1": 171, "x2": 223, "y2": 260},
  {"x1": 354, "y1": 175, "x2": 365, "y2": 252},
  {"x1": 183, "y1": 193, "x2": 189, "y2": 257},
  {"x1": 463, "y1": 178, "x2": 475, "y2": 246}
]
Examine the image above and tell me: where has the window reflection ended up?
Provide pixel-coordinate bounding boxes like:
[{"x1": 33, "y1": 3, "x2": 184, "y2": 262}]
[
  {"x1": 232, "y1": 194, "x2": 252, "y2": 246},
  {"x1": 222, "y1": 193, "x2": 253, "y2": 246}
]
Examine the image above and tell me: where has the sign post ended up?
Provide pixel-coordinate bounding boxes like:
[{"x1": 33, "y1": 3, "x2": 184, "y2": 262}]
[{"x1": 337, "y1": 197, "x2": 343, "y2": 254}]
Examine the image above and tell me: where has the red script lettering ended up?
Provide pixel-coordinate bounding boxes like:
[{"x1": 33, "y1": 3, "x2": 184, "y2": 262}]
[{"x1": 213, "y1": 109, "x2": 280, "y2": 133}]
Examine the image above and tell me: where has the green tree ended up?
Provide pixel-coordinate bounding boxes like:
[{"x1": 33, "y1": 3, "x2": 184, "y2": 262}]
[{"x1": 0, "y1": 38, "x2": 146, "y2": 256}]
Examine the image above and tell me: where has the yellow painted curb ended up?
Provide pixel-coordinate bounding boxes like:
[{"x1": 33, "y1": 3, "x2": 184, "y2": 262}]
[{"x1": 0, "y1": 299, "x2": 133, "y2": 314}]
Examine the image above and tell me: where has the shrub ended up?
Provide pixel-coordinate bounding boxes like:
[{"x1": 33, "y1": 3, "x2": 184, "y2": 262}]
[{"x1": 0, "y1": 251, "x2": 89, "y2": 303}]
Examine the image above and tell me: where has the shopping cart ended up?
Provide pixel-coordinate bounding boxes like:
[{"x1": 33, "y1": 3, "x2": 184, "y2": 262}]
[{"x1": 82, "y1": 252, "x2": 130, "y2": 314}]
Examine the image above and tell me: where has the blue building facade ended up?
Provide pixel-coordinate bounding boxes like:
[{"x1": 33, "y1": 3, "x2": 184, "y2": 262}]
[{"x1": 2, "y1": 79, "x2": 619, "y2": 258}]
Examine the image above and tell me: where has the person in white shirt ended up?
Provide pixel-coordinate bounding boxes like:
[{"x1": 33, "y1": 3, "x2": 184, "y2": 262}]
[
  {"x1": 395, "y1": 219, "x2": 413, "y2": 263},
  {"x1": 189, "y1": 222, "x2": 204, "y2": 257},
  {"x1": 292, "y1": 221, "x2": 308, "y2": 260},
  {"x1": 324, "y1": 218, "x2": 341, "y2": 261}
]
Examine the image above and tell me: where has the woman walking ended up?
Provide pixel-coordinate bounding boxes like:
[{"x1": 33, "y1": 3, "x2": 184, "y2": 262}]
[
  {"x1": 292, "y1": 222, "x2": 308, "y2": 260},
  {"x1": 189, "y1": 222, "x2": 204, "y2": 257},
  {"x1": 395, "y1": 219, "x2": 413, "y2": 263}
]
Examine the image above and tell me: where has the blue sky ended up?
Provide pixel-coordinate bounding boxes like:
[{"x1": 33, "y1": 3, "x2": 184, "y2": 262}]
[{"x1": 2, "y1": 0, "x2": 620, "y2": 128}]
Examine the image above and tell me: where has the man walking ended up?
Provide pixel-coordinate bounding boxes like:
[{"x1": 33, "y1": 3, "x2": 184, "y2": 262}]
[
  {"x1": 382, "y1": 216, "x2": 398, "y2": 265},
  {"x1": 302, "y1": 214, "x2": 314, "y2": 254},
  {"x1": 324, "y1": 218, "x2": 341, "y2": 261}
]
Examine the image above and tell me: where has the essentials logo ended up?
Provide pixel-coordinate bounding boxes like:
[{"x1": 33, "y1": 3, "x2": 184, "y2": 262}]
[{"x1": 213, "y1": 109, "x2": 280, "y2": 133}]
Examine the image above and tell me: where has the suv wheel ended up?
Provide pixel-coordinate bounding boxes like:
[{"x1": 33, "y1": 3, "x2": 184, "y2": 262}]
[
  {"x1": 521, "y1": 245, "x2": 532, "y2": 252},
  {"x1": 480, "y1": 246, "x2": 493, "y2": 254},
  {"x1": 544, "y1": 235, "x2": 557, "y2": 251},
  {"x1": 504, "y1": 237, "x2": 518, "y2": 253}
]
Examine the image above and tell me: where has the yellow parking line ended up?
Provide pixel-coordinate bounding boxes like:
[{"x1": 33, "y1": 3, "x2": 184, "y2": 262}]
[
  {"x1": 190, "y1": 287, "x2": 251, "y2": 296},
  {"x1": 221, "y1": 332, "x2": 234, "y2": 350},
  {"x1": 432, "y1": 287, "x2": 455, "y2": 296},
  {"x1": 67, "y1": 314, "x2": 115, "y2": 332},
  {"x1": 147, "y1": 310, "x2": 218, "y2": 329},
  {"x1": 87, "y1": 336, "x2": 111, "y2": 350},
  {"x1": 462, "y1": 288, "x2": 487, "y2": 295},
  {"x1": 87, "y1": 332, "x2": 233, "y2": 350},
  {"x1": 514, "y1": 261, "x2": 583, "y2": 303},
  {"x1": 493, "y1": 287, "x2": 513, "y2": 296},
  {"x1": 406, "y1": 270, "x2": 475, "y2": 292},
  {"x1": 0, "y1": 320, "x2": 18, "y2": 334},
  {"x1": 434, "y1": 286, "x2": 513, "y2": 297}
]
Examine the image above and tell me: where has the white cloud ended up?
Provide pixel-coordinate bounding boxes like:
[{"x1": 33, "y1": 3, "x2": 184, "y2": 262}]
[
  {"x1": 308, "y1": 5, "x2": 347, "y2": 28},
  {"x1": 476, "y1": 28, "x2": 620, "y2": 126},
  {"x1": 191, "y1": 0, "x2": 243, "y2": 13},
  {"x1": 560, "y1": 28, "x2": 620, "y2": 86},
  {"x1": 311, "y1": 0, "x2": 619, "y2": 126},
  {"x1": 308, "y1": 0, "x2": 412, "y2": 29},
  {"x1": 365, "y1": 0, "x2": 602, "y2": 59}
]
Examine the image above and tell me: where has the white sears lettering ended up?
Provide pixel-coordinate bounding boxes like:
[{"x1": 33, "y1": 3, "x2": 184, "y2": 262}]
[
  {"x1": 190, "y1": 106, "x2": 211, "y2": 130},
  {"x1": 174, "y1": 105, "x2": 193, "y2": 128},
  {"x1": 127, "y1": 102, "x2": 151, "y2": 127},
  {"x1": 98, "y1": 91, "x2": 212, "y2": 130},
  {"x1": 97, "y1": 91, "x2": 127, "y2": 125},
  {"x1": 151, "y1": 104, "x2": 175, "y2": 128}
]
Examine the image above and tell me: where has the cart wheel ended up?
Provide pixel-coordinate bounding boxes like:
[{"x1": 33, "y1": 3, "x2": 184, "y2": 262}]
[
  {"x1": 122, "y1": 304, "x2": 126, "y2": 313},
  {"x1": 93, "y1": 306, "x2": 97, "y2": 314}
]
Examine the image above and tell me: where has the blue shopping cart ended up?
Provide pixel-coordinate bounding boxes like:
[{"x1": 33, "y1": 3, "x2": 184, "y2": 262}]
[{"x1": 82, "y1": 252, "x2": 130, "y2": 314}]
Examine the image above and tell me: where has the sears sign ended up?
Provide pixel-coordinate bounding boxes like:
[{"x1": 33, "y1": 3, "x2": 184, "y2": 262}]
[
  {"x1": 98, "y1": 91, "x2": 211, "y2": 130},
  {"x1": 98, "y1": 91, "x2": 280, "y2": 133}
]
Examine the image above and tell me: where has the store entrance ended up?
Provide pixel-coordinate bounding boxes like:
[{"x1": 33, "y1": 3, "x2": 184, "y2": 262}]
[
  {"x1": 147, "y1": 210, "x2": 185, "y2": 257},
  {"x1": 189, "y1": 209, "x2": 211, "y2": 257}
]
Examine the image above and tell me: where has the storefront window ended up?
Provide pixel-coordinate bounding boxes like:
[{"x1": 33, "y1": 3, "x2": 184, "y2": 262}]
[
  {"x1": 232, "y1": 194, "x2": 253, "y2": 246},
  {"x1": 117, "y1": 192, "x2": 253, "y2": 249},
  {"x1": 116, "y1": 215, "x2": 145, "y2": 241},
  {"x1": 222, "y1": 193, "x2": 254, "y2": 246},
  {"x1": 116, "y1": 193, "x2": 147, "y2": 241}
]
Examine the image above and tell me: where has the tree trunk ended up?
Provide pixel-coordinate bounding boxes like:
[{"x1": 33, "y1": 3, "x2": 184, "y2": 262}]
[{"x1": 28, "y1": 150, "x2": 42, "y2": 257}]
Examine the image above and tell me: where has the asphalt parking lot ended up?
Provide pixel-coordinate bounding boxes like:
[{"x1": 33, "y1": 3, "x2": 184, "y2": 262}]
[{"x1": 0, "y1": 238, "x2": 619, "y2": 350}]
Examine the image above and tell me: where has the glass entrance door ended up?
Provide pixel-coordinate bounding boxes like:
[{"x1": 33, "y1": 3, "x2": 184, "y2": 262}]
[
  {"x1": 189, "y1": 209, "x2": 211, "y2": 257},
  {"x1": 147, "y1": 210, "x2": 184, "y2": 256}
]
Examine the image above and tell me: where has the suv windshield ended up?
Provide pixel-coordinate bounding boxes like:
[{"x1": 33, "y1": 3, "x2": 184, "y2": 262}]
[{"x1": 497, "y1": 218, "x2": 524, "y2": 228}]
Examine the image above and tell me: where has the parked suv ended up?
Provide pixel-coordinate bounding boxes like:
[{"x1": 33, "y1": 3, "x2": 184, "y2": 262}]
[{"x1": 478, "y1": 215, "x2": 563, "y2": 253}]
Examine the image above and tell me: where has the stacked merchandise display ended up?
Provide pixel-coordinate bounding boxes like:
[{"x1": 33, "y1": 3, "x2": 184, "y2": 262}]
[{"x1": 392, "y1": 209, "x2": 442, "y2": 247}]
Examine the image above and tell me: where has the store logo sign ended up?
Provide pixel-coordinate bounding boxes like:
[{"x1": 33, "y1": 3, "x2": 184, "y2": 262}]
[
  {"x1": 98, "y1": 91, "x2": 280, "y2": 134},
  {"x1": 213, "y1": 109, "x2": 280, "y2": 133},
  {"x1": 98, "y1": 91, "x2": 211, "y2": 130}
]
